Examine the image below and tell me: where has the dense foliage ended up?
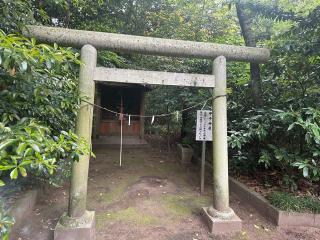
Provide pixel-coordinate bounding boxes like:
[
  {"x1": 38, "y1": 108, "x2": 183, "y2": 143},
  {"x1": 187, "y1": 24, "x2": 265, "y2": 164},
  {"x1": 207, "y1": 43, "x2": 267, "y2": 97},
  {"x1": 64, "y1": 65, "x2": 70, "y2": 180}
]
[
  {"x1": 1, "y1": 0, "x2": 320, "y2": 237},
  {"x1": 0, "y1": 31, "x2": 89, "y2": 186},
  {"x1": 228, "y1": 3, "x2": 320, "y2": 190},
  {"x1": 0, "y1": 6, "x2": 88, "y2": 238},
  {"x1": 2, "y1": 0, "x2": 317, "y2": 189}
]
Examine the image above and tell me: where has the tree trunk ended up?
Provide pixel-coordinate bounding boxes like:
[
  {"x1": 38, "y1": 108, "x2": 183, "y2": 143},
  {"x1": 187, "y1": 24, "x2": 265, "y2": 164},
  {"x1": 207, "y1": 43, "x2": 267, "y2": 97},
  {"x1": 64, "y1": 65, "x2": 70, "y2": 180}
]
[
  {"x1": 236, "y1": 3, "x2": 263, "y2": 107},
  {"x1": 181, "y1": 103, "x2": 188, "y2": 141}
]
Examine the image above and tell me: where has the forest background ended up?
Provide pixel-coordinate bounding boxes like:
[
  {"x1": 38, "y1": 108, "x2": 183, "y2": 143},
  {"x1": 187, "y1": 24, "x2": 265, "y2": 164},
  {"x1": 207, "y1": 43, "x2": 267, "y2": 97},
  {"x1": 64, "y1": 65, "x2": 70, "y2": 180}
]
[{"x1": 0, "y1": 0, "x2": 319, "y2": 238}]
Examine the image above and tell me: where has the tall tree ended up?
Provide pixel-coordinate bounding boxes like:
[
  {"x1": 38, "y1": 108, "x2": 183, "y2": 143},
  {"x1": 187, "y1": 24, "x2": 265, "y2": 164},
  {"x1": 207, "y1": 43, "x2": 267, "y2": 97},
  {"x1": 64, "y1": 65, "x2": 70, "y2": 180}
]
[{"x1": 236, "y1": 2, "x2": 263, "y2": 107}]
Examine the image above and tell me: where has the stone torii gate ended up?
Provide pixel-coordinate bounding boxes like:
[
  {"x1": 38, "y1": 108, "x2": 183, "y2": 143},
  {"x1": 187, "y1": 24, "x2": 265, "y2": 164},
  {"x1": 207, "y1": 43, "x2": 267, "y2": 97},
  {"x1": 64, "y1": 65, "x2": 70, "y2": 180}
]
[{"x1": 24, "y1": 25, "x2": 270, "y2": 240}]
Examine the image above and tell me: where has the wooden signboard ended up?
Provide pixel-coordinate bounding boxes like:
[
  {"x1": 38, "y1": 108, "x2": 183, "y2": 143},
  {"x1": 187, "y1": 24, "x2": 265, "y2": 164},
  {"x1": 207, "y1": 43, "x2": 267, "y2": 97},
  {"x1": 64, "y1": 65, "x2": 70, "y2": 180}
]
[
  {"x1": 196, "y1": 110, "x2": 212, "y2": 142},
  {"x1": 196, "y1": 110, "x2": 213, "y2": 194}
]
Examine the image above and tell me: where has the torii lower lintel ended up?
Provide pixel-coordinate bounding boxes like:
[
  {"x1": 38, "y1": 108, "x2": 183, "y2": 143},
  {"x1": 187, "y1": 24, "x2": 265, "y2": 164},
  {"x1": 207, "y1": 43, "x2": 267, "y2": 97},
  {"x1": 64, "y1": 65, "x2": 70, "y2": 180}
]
[{"x1": 94, "y1": 67, "x2": 215, "y2": 88}]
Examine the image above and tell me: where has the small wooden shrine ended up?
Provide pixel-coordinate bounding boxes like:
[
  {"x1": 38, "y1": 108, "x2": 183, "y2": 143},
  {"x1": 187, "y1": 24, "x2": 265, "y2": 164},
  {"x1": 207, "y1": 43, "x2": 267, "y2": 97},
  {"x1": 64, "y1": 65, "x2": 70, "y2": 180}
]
[{"x1": 93, "y1": 83, "x2": 150, "y2": 139}]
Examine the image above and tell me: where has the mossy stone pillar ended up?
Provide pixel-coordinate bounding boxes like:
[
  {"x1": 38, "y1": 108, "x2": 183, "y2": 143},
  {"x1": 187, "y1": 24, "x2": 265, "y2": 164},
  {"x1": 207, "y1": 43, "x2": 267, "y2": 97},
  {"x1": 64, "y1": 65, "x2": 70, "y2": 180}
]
[
  {"x1": 201, "y1": 56, "x2": 241, "y2": 234},
  {"x1": 69, "y1": 44, "x2": 97, "y2": 217},
  {"x1": 54, "y1": 44, "x2": 97, "y2": 240},
  {"x1": 212, "y1": 56, "x2": 229, "y2": 212}
]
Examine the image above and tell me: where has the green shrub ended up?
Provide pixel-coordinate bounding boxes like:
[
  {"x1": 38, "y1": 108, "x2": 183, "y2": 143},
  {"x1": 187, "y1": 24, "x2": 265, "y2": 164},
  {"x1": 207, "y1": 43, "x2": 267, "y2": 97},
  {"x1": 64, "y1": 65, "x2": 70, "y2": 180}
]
[
  {"x1": 0, "y1": 31, "x2": 86, "y2": 238},
  {"x1": 0, "y1": 201, "x2": 14, "y2": 240},
  {"x1": 229, "y1": 107, "x2": 320, "y2": 185}
]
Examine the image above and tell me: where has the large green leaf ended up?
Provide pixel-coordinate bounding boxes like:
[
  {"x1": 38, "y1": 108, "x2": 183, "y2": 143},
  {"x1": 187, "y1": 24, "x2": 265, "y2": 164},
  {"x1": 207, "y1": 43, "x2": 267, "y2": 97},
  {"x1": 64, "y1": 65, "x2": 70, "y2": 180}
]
[
  {"x1": 10, "y1": 168, "x2": 18, "y2": 180},
  {"x1": 0, "y1": 139, "x2": 18, "y2": 151}
]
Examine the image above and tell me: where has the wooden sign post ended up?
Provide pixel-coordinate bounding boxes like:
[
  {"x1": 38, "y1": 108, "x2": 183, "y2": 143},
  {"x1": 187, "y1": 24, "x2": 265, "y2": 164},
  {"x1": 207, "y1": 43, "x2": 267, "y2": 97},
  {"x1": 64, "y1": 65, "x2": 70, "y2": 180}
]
[{"x1": 196, "y1": 110, "x2": 213, "y2": 194}]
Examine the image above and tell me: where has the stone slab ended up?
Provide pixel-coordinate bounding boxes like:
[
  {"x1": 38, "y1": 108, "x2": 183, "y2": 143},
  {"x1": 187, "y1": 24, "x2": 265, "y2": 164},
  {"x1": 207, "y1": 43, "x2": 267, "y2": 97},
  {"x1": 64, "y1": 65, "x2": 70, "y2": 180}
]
[
  {"x1": 201, "y1": 207, "x2": 242, "y2": 234},
  {"x1": 10, "y1": 190, "x2": 38, "y2": 233},
  {"x1": 54, "y1": 211, "x2": 95, "y2": 240},
  {"x1": 278, "y1": 211, "x2": 315, "y2": 227},
  {"x1": 229, "y1": 177, "x2": 279, "y2": 224}
]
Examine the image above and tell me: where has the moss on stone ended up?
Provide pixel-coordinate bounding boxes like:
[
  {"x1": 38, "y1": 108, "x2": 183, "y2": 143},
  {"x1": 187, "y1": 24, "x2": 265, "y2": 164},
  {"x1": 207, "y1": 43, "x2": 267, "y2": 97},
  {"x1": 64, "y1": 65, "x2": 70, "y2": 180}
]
[
  {"x1": 96, "y1": 207, "x2": 158, "y2": 227},
  {"x1": 192, "y1": 195, "x2": 211, "y2": 206},
  {"x1": 160, "y1": 193, "x2": 211, "y2": 218},
  {"x1": 161, "y1": 195, "x2": 192, "y2": 217},
  {"x1": 102, "y1": 174, "x2": 140, "y2": 204}
]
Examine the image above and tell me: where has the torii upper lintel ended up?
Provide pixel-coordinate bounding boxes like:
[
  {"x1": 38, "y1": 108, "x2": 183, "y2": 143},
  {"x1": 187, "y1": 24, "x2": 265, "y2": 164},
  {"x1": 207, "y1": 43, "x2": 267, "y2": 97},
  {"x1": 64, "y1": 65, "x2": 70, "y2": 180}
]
[{"x1": 23, "y1": 25, "x2": 270, "y2": 63}]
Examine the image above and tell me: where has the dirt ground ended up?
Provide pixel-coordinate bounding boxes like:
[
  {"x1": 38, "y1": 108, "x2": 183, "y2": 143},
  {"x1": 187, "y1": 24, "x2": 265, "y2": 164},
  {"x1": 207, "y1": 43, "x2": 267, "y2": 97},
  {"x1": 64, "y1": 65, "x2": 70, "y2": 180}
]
[{"x1": 11, "y1": 147, "x2": 320, "y2": 240}]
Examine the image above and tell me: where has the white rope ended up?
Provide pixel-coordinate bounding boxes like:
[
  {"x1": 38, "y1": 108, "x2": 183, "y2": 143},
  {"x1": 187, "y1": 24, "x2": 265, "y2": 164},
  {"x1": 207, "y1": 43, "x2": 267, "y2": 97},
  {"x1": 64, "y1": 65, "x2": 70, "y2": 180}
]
[
  {"x1": 201, "y1": 99, "x2": 208, "y2": 110},
  {"x1": 82, "y1": 94, "x2": 226, "y2": 118},
  {"x1": 85, "y1": 94, "x2": 226, "y2": 168}
]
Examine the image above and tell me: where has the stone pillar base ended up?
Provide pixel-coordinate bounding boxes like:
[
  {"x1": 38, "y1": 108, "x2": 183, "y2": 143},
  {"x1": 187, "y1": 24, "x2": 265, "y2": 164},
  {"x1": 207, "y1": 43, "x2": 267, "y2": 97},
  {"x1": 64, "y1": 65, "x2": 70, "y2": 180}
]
[
  {"x1": 201, "y1": 207, "x2": 242, "y2": 234},
  {"x1": 54, "y1": 211, "x2": 95, "y2": 240}
]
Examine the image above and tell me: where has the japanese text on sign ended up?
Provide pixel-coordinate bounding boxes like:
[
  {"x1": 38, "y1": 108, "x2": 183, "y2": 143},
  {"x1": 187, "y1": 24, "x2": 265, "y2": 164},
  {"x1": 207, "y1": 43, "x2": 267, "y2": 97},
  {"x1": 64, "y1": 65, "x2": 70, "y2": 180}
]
[{"x1": 196, "y1": 110, "x2": 212, "y2": 141}]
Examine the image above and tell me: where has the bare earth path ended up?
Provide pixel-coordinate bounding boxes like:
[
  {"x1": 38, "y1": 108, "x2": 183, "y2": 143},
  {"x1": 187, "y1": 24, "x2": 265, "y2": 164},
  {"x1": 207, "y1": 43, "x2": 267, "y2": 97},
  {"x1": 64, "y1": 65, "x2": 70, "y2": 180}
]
[{"x1": 11, "y1": 147, "x2": 320, "y2": 240}]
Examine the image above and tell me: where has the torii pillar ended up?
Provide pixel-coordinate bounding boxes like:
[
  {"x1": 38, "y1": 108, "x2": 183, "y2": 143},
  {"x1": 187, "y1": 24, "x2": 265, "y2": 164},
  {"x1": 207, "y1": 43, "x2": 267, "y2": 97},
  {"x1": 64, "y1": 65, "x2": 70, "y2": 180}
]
[
  {"x1": 54, "y1": 44, "x2": 97, "y2": 240},
  {"x1": 201, "y1": 56, "x2": 241, "y2": 234}
]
